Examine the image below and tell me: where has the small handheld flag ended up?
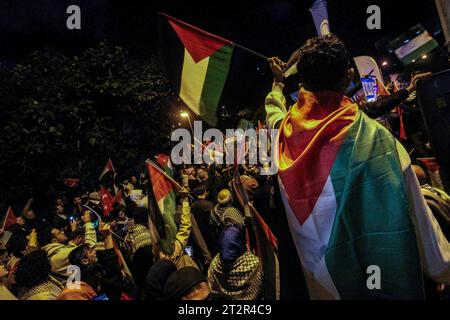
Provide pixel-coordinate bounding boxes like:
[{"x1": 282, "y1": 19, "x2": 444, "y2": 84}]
[
  {"x1": 1, "y1": 207, "x2": 16, "y2": 232},
  {"x1": 99, "y1": 159, "x2": 115, "y2": 181}
]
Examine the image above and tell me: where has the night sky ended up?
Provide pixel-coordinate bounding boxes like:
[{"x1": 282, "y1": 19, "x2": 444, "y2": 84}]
[{"x1": 0, "y1": 0, "x2": 445, "y2": 69}]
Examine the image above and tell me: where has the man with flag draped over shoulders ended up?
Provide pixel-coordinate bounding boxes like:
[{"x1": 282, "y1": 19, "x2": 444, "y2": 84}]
[{"x1": 265, "y1": 34, "x2": 450, "y2": 299}]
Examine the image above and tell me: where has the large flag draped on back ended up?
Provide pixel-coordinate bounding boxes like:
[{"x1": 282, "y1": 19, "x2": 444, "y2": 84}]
[
  {"x1": 310, "y1": 0, "x2": 331, "y2": 37},
  {"x1": 276, "y1": 89, "x2": 427, "y2": 299},
  {"x1": 146, "y1": 155, "x2": 178, "y2": 254},
  {"x1": 159, "y1": 13, "x2": 234, "y2": 126}
]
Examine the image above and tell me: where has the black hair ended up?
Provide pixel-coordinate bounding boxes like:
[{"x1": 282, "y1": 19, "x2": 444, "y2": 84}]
[
  {"x1": 6, "y1": 232, "x2": 27, "y2": 258},
  {"x1": 68, "y1": 227, "x2": 85, "y2": 242},
  {"x1": 15, "y1": 249, "x2": 51, "y2": 288},
  {"x1": 133, "y1": 207, "x2": 148, "y2": 225},
  {"x1": 192, "y1": 184, "x2": 208, "y2": 198},
  {"x1": 68, "y1": 243, "x2": 90, "y2": 267},
  {"x1": 36, "y1": 224, "x2": 53, "y2": 247},
  {"x1": 297, "y1": 34, "x2": 350, "y2": 92}
]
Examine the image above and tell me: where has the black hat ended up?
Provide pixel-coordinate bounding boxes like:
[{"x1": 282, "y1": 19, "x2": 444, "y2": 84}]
[
  {"x1": 163, "y1": 267, "x2": 206, "y2": 300},
  {"x1": 145, "y1": 259, "x2": 177, "y2": 300}
]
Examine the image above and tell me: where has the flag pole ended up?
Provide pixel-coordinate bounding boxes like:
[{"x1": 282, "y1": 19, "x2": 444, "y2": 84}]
[
  {"x1": 233, "y1": 43, "x2": 268, "y2": 60},
  {"x1": 159, "y1": 12, "x2": 268, "y2": 61}
]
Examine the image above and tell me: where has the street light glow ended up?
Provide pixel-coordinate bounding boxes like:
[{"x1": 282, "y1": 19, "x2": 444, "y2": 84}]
[
  {"x1": 422, "y1": 55, "x2": 428, "y2": 59},
  {"x1": 180, "y1": 112, "x2": 189, "y2": 118},
  {"x1": 382, "y1": 61, "x2": 388, "y2": 66}
]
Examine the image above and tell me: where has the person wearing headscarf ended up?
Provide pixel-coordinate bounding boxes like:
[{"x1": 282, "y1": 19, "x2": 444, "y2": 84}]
[
  {"x1": 207, "y1": 226, "x2": 261, "y2": 300},
  {"x1": 163, "y1": 266, "x2": 210, "y2": 300},
  {"x1": 222, "y1": 207, "x2": 245, "y2": 228},
  {"x1": 210, "y1": 189, "x2": 234, "y2": 230},
  {"x1": 239, "y1": 175, "x2": 259, "y2": 200},
  {"x1": 144, "y1": 259, "x2": 177, "y2": 300}
]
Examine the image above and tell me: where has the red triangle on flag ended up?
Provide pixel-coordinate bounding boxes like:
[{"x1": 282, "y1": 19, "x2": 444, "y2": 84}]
[
  {"x1": 155, "y1": 154, "x2": 171, "y2": 168},
  {"x1": 164, "y1": 13, "x2": 232, "y2": 63},
  {"x1": 376, "y1": 78, "x2": 390, "y2": 97},
  {"x1": 146, "y1": 160, "x2": 174, "y2": 203},
  {"x1": 1, "y1": 206, "x2": 16, "y2": 231},
  {"x1": 99, "y1": 159, "x2": 116, "y2": 180}
]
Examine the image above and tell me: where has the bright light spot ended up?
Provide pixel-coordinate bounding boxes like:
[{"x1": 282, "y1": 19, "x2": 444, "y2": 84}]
[
  {"x1": 180, "y1": 112, "x2": 189, "y2": 118},
  {"x1": 412, "y1": 59, "x2": 416, "y2": 63},
  {"x1": 382, "y1": 61, "x2": 388, "y2": 66},
  {"x1": 404, "y1": 40, "x2": 410, "y2": 44},
  {"x1": 422, "y1": 55, "x2": 428, "y2": 59}
]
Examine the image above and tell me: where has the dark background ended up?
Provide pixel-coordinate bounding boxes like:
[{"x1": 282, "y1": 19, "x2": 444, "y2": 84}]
[{"x1": 0, "y1": 0, "x2": 446, "y2": 69}]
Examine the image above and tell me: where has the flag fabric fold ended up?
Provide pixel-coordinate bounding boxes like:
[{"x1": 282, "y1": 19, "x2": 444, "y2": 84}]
[
  {"x1": 1, "y1": 206, "x2": 16, "y2": 232},
  {"x1": 99, "y1": 159, "x2": 115, "y2": 180},
  {"x1": 99, "y1": 186, "x2": 115, "y2": 216},
  {"x1": 310, "y1": 0, "x2": 331, "y2": 37},
  {"x1": 146, "y1": 155, "x2": 178, "y2": 254},
  {"x1": 159, "y1": 13, "x2": 234, "y2": 126},
  {"x1": 276, "y1": 88, "x2": 425, "y2": 299}
]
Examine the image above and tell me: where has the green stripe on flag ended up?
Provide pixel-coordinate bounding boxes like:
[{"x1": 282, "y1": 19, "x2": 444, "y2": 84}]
[
  {"x1": 326, "y1": 113, "x2": 424, "y2": 299},
  {"x1": 200, "y1": 44, "x2": 234, "y2": 126},
  {"x1": 399, "y1": 39, "x2": 438, "y2": 65}
]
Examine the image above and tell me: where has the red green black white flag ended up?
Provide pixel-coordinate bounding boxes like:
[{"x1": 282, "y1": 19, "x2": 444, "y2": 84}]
[
  {"x1": 99, "y1": 159, "x2": 116, "y2": 180},
  {"x1": 159, "y1": 13, "x2": 234, "y2": 126}
]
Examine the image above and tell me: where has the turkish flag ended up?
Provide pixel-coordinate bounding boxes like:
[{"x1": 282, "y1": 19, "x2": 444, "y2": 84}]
[
  {"x1": 64, "y1": 178, "x2": 80, "y2": 188},
  {"x1": 99, "y1": 186, "x2": 115, "y2": 216}
]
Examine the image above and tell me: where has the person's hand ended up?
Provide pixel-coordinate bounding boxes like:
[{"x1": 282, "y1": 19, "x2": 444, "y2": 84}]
[
  {"x1": 81, "y1": 211, "x2": 91, "y2": 224},
  {"x1": 0, "y1": 265, "x2": 9, "y2": 279},
  {"x1": 99, "y1": 222, "x2": 111, "y2": 236},
  {"x1": 268, "y1": 57, "x2": 286, "y2": 82},
  {"x1": 180, "y1": 187, "x2": 189, "y2": 199},
  {"x1": 407, "y1": 72, "x2": 432, "y2": 92},
  {"x1": 70, "y1": 219, "x2": 78, "y2": 232}
]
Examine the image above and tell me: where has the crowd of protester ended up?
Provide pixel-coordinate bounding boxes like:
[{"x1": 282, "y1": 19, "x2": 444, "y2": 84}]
[
  {"x1": 0, "y1": 161, "x2": 271, "y2": 300},
  {"x1": 1, "y1": 34, "x2": 450, "y2": 300}
]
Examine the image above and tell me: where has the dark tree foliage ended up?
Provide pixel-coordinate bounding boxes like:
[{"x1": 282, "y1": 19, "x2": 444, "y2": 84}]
[{"x1": 0, "y1": 42, "x2": 173, "y2": 212}]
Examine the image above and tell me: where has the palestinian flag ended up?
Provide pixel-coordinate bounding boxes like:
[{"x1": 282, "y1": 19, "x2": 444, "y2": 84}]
[
  {"x1": 388, "y1": 25, "x2": 439, "y2": 65},
  {"x1": 276, "y1": 89, "x2": 425, "y2": 299},
  {"x1": 159, "y1": 13, "x2": 234, "y2": 126},
  {"x1": 1, "y1": 206, "x2": 16, "y2": 232},
  {"x1": 146, "y1": 155, "x2": 177, "y2": 254},
  {"x1": 99, "y1": 159, "x2": 115, "y2": 180}
]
